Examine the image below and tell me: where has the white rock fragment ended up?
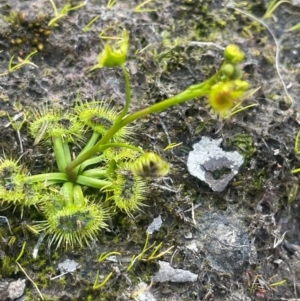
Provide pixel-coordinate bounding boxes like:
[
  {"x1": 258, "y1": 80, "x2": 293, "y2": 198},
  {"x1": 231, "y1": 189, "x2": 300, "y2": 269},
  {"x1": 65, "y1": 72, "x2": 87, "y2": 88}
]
[
  {"x1": 8, "y1": 279, "x2": 26, "y2": 300},
  {"x1": 146, "y1": 215, "x2": 162, "y2": 234},
  {"x1": 58, "y1": 259, "x2": 79, "y2": 274},
  {"x1": 153, "y1": 261, "x2": 198, "y2": 283},
  {"x1": 187, "y1": 136, "x2": 244, "y2": 192}
]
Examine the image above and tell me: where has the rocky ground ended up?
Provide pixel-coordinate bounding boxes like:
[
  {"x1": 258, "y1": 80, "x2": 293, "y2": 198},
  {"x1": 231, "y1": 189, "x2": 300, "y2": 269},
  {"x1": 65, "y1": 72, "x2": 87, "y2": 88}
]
[{"x1": 0, "y1": 0, "x2": 300, "y2": 300}]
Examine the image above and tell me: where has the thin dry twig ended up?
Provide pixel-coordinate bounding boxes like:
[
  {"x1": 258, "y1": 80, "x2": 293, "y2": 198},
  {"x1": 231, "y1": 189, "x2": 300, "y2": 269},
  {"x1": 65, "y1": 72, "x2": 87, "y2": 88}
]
[{"x1": 16, "y1": 262, "x2": 44, "y2": 300}]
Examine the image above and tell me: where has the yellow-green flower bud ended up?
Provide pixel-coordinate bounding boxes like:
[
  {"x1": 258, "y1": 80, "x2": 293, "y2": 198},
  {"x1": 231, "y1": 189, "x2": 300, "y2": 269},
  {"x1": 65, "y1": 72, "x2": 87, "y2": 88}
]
[
  {"x1": 224, "y1": 44, "x2": 244, "y2": 64},
  {"x1": 231, "y1": 65, "x2": 242, "y2": 80},
  {"x1": 221, "y1": 63, "x2": 235, "y2": 78},
  {"x1": 91, "y1": 31, "x2": 128, "y2": 69},
  {"x1": 132, "y1": 152, "x2": 170, "y2": 177},
  {"x1": 233, "y1": 79, "x2": 249, "y2": 90}
]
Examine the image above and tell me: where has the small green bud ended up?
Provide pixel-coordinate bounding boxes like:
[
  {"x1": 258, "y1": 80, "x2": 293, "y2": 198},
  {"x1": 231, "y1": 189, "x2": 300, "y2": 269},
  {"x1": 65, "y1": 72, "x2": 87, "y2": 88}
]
[
  {"x1": 221, "y1": 63, "x2": 235, "y2": 78},
  {"x1": 224, "y1": 44, "x2": 244, "y2": 64},
  {"x1": 233, "y1": 79, "x2": 249, "y2": 90},
  {"x1": 221, "y1": 64, "x2": 243, "y2": 80},
  {"x1": 231, "y1": 65, "x2": 242, "y2": 80},
  {"x1": 91, "y1": 31, "x2": 128, "y2": 70}
]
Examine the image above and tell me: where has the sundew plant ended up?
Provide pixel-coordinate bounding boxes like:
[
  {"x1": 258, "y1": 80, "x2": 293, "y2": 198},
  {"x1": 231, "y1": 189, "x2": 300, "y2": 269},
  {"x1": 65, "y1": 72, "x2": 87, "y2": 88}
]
[{"x1": 0, "y1": 31, "x2": 250, "y2": 249}]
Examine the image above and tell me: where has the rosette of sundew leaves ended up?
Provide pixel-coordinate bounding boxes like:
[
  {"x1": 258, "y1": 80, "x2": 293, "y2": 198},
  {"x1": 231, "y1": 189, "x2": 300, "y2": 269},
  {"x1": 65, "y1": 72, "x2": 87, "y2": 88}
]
[
  {"x1": 0, "y1": 29, "x2": 252, "y2": 249},
  {"x1": 24, "y1": 100, "x2": 170, "y2": 248}
]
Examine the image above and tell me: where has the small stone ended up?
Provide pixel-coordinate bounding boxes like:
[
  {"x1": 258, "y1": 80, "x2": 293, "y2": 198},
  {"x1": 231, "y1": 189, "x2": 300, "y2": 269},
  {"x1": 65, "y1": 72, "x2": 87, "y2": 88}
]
[
  {"x1": 58, "y1": 259, "x2": 79, "y2": 274},
  {"x1": 184, "y1": 232, "x2": 193, "y2": 239},
  {"x1": 146, "y1": 215, "x2": 162, "y2": 234},
  {"x1": 187, "y1": 136, "x2": 244, "y2": 192},
  {"x1": 8, "y1": 279, "x2": 26, "y2": 300},
  {"x1": 153, "y1": 261, "x2": 198, "y2": 283}
]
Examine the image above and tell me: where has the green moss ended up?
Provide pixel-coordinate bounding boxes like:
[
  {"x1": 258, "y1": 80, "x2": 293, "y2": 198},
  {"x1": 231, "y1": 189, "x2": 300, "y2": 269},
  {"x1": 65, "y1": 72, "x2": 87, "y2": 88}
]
[
  {"x1": 56, "y1": 276, "x2": 67, "y2": 288},
  {"x1": 228, "y1": 134, "x2": 256, "y2": 159},
  {"x1": 3, "y1": 10, "x2": 20, "y2": 26},
  {"x1": 0, "y1": 7, "x2": 52, "y2": 54},
  {"x1": 252, "y1": 170, "x2": 266, "y2": 188},
  {"x1": 0, "y1": 255, "x2": 15, "y2": 276},
  {"x1": 42, "y1": 294, "x2": 51, "y2": 301},
  {"x1": 37, "y1": 272, "x2": 49, "y2": 289},
  {"x1": 36, "y1": 259, "x2": 46, "y2": 269},
  {"x1": 25, "y1": 289, "x2": 33, "y2": 301}
]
